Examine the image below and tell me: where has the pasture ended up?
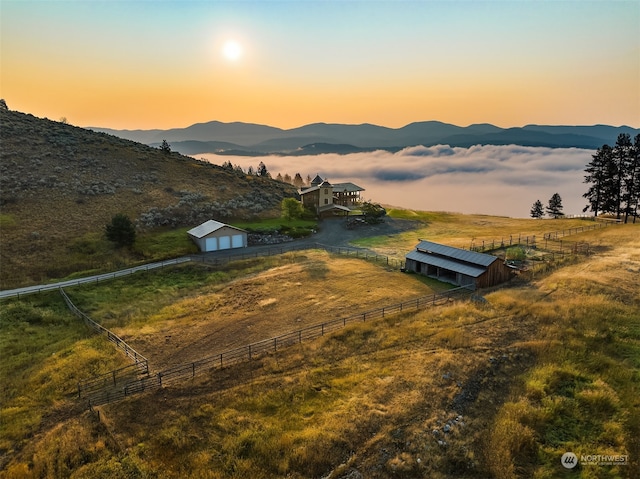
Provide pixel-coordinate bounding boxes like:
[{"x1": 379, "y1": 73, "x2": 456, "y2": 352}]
[{"x1": 1, "y1": 218, "x2": 638, "y2": 478}]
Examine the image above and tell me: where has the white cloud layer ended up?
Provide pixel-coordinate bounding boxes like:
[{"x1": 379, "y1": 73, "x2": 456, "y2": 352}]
[{"x1": 198, "y1": 144, "x2": 594, "y2": 218}]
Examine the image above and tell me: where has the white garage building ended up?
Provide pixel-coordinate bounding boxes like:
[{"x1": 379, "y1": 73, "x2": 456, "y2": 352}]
[{"x1": 187, "y1": 220, "x2": 247, "y2": 252}]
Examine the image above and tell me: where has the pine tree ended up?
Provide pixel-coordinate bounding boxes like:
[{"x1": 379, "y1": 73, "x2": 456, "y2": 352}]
[
  {"x1": 612, "y1": 133, "x2": 632, "y2": 219},
  {"x1": 293, "y1": 173, "x2": 305, "y2": 188},
  {"x1": 622, "y1": 134, "x2": 640, "y2": 223},
  {"x1": 530, "y1": 199, "x2": 544, "y2": 218},
  {"x1": 160, "y1": 139, "x2": 171, "y2": 154},
  {"x1": 283, "y1": 173, "x2": 292, "y2": 184},
  {"x1": 546, "y1": 193, "x2": 564, "y2": 219},
  {"x1": 257, "y1": 161, "x2": 270, "y2": 177},
  {"x1": 105, "y1": 214, "x2": 136, "y2": 247},
  {"x1": 583, "y1": 145, "x2": 613, "y2": 217}
]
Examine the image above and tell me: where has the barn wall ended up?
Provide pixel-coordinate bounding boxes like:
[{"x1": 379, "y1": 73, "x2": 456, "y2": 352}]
[{"x1": 476, "y1": 260, "x2": 513, "y2": 288}]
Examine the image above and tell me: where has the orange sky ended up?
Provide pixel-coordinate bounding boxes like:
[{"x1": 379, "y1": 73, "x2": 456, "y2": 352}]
[{"x1": 2, "y1": 1, "x2": 639, "y2": 130}]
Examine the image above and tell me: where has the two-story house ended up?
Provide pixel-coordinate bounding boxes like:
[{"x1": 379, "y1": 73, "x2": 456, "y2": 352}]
[{"x1": 299, "y1": 175, "x2": 365, "y2": 217}]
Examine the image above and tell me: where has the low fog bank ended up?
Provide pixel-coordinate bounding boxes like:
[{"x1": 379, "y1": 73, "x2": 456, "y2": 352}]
[{"x1": 197, "y1": 144, "x2": 593, "y2": 218}]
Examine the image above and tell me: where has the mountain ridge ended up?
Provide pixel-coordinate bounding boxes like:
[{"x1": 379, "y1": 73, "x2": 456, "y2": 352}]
[{"x1": 91, "y1": 120, "x2": 640, "y2": 156}]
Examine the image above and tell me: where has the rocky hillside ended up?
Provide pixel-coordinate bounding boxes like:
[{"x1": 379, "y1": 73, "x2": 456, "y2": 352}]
[{"x1": 0, "y1": 106, "x2": 297, "y2": 288}]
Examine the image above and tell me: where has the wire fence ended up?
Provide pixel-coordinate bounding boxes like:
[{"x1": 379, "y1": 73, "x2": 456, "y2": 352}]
[{"x1": 84, "y1": 286, "x2": 473, "y2": 407}]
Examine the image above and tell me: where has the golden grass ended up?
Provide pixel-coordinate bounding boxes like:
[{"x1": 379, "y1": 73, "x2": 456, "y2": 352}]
[
  {"x1": 2, "y1": 219, "x2": 638, "y2": 478},
  {"x1": 89, "y1": 250, "x2": 438, "y2": 368}
]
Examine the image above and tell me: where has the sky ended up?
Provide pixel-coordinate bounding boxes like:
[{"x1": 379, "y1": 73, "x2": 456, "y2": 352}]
[
  {"x1": 199, "y1": 145, "x2": 592, "y2": 218},
  {"x1": 2, "y1": 0, "x2": 639, "y2": 130}
]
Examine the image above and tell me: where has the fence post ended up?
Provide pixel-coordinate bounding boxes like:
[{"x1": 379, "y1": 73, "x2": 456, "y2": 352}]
[
  {"x1": 192, "y1": 363, "x2": 195, "y2": 378},
  {"x1": 248, "y1": 345, "x2": 252, "y2": 360},
  {"x1": 274, "y1": 338, "x2": 277, "y2": 352},
  {"x1": 321, "y1": 323, "x2": 324, "y2": 335}
]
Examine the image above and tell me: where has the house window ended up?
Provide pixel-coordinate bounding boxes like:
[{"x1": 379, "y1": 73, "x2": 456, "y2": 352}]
[
  {"x1": 324, "y1": 188, "x2": 328, "y2": 194},
  {"x1": 324, "y1": 198, "x2": 329, "y2": 204}
]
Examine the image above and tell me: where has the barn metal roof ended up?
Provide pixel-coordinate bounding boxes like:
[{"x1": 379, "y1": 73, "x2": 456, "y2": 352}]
[
  {"x1": 187, "y1": 220, "x2": 245, "y2": 239},
  {"x1": 415, "y1": 240, "x2": 497, "y2": 267},
  {"x1": 406, "y1": 250, "x2": 488, "y2": 278}
]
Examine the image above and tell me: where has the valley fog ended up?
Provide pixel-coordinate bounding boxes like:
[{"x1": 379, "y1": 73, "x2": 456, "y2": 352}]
[{"x1": 197, "y1": 144, "x2": 593, "y2": 218}]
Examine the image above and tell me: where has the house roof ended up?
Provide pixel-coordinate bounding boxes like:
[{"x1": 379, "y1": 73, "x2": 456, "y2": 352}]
[
  {"x1": 187, "y1": 220, "x2": 245, "y2": 239},
  {"x1": 415, "y1": 240, "x2": 497, "y2": 267},
  {"x1": 299, "y1": 185, "x2": 320, "y2": 195},
  {"x1": 332, "y1": 182, "x2": 365, "y2": 192},
  {"x1": 406, "y1": 250, "x2": 488, "y2": 278},
  {"x1": 310, "y1": 174, "x2": 323, "y2": 186}
]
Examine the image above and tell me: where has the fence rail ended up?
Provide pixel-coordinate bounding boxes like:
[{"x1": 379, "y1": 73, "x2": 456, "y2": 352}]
[
  {"x1": 60, "y1": 289, "x2": 150, "y2": 398},
  {"x1": 85, "y1": 286, "x2": 473, "y2": 407},
  {"x1": 470, "y1": 221, "x2": 612, "y2": 253}
]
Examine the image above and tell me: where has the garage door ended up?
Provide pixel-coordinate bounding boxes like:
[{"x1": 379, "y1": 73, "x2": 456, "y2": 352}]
[
  {"x1": 218, "y1": 235, "x2": 231, "y2": 250},
  {"x1": 232, "y1": 234, "x2": 244, "y2": 248},
  {"x1": 205, "y1": 237, "x2": 218, "y2": 251}
]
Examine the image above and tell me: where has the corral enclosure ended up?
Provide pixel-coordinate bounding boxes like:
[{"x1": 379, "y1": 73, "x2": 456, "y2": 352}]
[{"x1": 69, "y1": 250, "x2": 440, "y2": 369}]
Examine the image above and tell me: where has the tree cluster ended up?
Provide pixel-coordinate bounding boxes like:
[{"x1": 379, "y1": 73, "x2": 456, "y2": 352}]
[
  {"x1": 583, "y1": 133, "x2": 640, "y2": 223},
  {"x1": 530, "y1": 193, "x2": 564, "y2": 219}
]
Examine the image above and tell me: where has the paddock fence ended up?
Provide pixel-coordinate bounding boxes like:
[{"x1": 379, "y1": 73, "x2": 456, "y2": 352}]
[
  {"x1": 193, "y1": 242, "x2": 405, "y2": 270},
  {"x1": 60, "y1": 288, "x2": 150, "y2": 399},
  {"x1": 84, "y1": 286, "x2": 473, "y2": 407},
  {"x1": 469, "y1": 221, "x2": 613, "y2": 254}
]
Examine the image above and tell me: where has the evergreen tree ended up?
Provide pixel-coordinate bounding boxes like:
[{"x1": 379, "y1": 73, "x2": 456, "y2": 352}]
[
  {"x1": 257, "y1": 161, "x2": 270, "y2": 177},
  {"x1": 105, "y1": 214, "x2": 136, "y2": 247},
  {"x1": 275, "y1": 173, "x2": 283, "y2": 182},
  {"x1": 292, "y1": 173, "x2": 305, "y2": 188},
  {"x1": 622, "y1": 134, "x2": 640, "y2": 223},
  {"x1": 612, "y1": 133, "x2": 632, "y2": 219},
  {"x1": 583, "y1": 144, "x2": 613, "y2": 217},
  {"x1": 306, "y1": 174, "x2": 312, "y2": 186},
  {"x1": 160, "y1": 139, "x2": 171, "y2": 154},
  {"x1": 530, "y1": 199, "x2": 544, "y2": 218},
  {"x1": 546, "y1": 193, "x2": 564, "y2": 218},
  {"x1": 283, "y1": 173, "x2": 292, "y2": 184}
]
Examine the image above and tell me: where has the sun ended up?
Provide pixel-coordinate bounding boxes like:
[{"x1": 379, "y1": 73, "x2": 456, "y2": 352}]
[{"x1": 222, "y1": 40, "x2": 243, "y2": 61}]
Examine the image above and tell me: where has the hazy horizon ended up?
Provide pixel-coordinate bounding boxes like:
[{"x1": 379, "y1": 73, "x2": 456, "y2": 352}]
[
  {"x1": 2, "y1": 1, "x2": 638, "y2": 130},
  {"x1": 198, "y1": 144, "x2": 593, "y2": 219}
]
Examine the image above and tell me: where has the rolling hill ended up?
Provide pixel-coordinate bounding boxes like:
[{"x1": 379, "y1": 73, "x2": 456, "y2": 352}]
[
  {"x1": 91, "y1": 120, "x2": 640, "y2": 155},
  {"x1": 0, "y1": 107, "x2": 297, "y2": 289}
]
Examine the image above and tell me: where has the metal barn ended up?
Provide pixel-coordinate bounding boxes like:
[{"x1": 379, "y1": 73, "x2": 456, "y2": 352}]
[{"x1": 405, "y1": 240, "x2": 513, "y2": 289}]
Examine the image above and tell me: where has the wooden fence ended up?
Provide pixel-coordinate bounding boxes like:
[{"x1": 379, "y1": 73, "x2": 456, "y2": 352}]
[
  {"x1": 60, "y1": 288, "x2": 150, "y2": 399},
  {"x1": 470, "y1": 221, "x2": 611, "y2": 253},
  {"x1": 84, "y1": 286, "x2": 473, "y2": 407},
  {"x1": 193, "y1": 242, "x2": 405, "y2": 270}
]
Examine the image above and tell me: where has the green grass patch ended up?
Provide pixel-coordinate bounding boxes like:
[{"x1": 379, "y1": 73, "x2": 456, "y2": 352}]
[
  {"x1": 233, "y1": 217, "x2": 317, "y2": 231},
  {"x1": 0, "y1": 213, "x2": 17, "y2": 227},
  {"x1": 134, "y1": 226, "x2": 199, "y2": 258},
  {"x1": 0, "y1": 292, "x2": 129, "y2": 452}
]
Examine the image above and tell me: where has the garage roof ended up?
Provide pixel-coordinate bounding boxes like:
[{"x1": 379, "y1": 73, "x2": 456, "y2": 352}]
[{"x1": 187, "y1": 220, "x2": 245, "y2": 239}]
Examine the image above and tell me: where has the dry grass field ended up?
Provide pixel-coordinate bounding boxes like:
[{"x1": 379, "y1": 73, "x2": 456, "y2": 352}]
[
  {"x1": 1, "y1": 221, "x2": 638, "y2": 479},
  {"x1": 71, "y1": 251, "x2": 441, "y2": 369}
]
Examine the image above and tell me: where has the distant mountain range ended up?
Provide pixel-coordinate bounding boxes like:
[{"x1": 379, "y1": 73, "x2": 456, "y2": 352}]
[{"x1": 90, "y1": 121, "x2": 640, "y2": 156}]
